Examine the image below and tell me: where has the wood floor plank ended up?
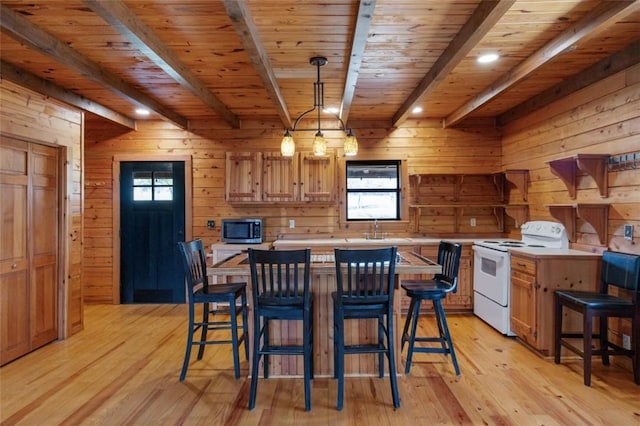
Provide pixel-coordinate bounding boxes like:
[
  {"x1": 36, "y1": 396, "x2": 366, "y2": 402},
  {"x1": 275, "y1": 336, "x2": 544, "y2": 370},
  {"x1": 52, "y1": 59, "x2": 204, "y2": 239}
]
[{"x1": 1, "y1": 304, "x2": 639, "y2": 425}]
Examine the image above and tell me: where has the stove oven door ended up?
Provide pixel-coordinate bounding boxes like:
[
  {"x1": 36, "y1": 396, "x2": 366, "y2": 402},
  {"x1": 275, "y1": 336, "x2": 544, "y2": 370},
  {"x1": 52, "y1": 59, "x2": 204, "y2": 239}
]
[{"x1": 472, "y1": 245, "x2": 510, "y2": 306}]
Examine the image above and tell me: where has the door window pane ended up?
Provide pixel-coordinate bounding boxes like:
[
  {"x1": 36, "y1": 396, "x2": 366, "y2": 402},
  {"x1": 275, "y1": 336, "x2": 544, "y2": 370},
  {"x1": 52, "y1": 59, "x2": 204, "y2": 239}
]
[{"x1": 132, "y1": 170, "x2": 174, "y2": 201}]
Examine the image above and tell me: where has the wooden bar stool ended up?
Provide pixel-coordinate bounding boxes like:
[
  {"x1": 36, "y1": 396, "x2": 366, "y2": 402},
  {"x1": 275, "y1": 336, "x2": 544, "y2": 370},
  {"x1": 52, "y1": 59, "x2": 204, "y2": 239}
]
[{"x1": 176, "y1": 239, "x2": 249, "y2": 380}]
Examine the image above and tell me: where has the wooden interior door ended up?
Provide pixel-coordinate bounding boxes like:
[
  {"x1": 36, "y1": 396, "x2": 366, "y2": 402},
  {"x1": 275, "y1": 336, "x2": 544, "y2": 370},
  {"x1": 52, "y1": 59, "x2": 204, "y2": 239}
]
[{"x1": 1, "y1": 137, "x2": 59, "y2": 365}]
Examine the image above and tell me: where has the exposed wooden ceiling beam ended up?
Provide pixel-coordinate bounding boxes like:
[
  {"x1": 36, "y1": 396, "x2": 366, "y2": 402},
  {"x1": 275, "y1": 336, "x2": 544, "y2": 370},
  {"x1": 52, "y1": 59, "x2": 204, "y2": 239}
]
[
  {"x1": 1, "y1": 60, "x2": 136, "y2": 130},
  {"x1": 0, "y1": 4, "x2": 189, "y2": 129},
  {"x1": 392, "y1": 0, "x2": 515, "y2": 127},
  {"x1": 339, "y1": 0, "x2": 376, "y2": 127},
  {"x1": 83, "y1": 0, "x2": 239, "y2": 129},
  {"x1": 445, "y1": 0, "x2": 640, "y2": 128},
  {"x1": 223, "y1": 0, "x2": 291, "y2": 129},
  {"x1": 498, "y1": 40, "x2": 640, "y2": 126}
]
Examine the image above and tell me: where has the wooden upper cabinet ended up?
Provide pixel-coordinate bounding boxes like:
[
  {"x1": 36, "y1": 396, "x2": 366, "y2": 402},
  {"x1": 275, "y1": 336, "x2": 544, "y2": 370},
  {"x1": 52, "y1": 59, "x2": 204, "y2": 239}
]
[
  {"x1": 225, "y1": 152, "x2": 261, "y2": 203},
  {"x1": 226, "y1": 151, "x2": 336, "y2": 205},
  {"x1": 299, "y1": 152, "x2": 335, "y2": 203},
  {"x1": 262, "y1": 152, "x2": 298, "y2": 202}
]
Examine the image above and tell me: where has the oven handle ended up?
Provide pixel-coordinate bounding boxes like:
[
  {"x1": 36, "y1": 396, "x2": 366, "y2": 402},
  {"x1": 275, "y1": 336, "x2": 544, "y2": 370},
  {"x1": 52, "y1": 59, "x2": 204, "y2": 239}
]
[{"x1": 472, "y1": 245, "x2": 508, "y2": 262}]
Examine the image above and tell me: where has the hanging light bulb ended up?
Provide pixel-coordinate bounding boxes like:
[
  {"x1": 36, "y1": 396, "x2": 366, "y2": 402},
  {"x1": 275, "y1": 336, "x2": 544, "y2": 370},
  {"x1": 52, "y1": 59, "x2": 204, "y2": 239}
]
[
  {"x1": 281, "y1": 129, "x2": 295, "y2": 157},
  {"x1": 312, "y1": 131, "x2": 326, "y2": 156},
  {"x1": 343, "y1": 128, "x2": 358, "y2": 156}
]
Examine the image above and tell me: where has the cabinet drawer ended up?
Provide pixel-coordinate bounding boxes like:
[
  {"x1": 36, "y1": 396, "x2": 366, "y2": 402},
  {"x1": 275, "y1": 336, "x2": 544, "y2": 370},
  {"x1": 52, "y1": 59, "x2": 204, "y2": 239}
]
[{"x1": 511, "y1": 256, "x2": 536, "y2": 274}]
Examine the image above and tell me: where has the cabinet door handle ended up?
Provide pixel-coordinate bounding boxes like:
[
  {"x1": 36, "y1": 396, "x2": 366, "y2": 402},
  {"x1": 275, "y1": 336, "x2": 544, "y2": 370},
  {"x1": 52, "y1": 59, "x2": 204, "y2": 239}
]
[
  {"x1": 12, "y1": 263, "x2": 18, "y2": 269},
  {"x1": 516, "y1": 262, "x2": 527, "y2": 267}
]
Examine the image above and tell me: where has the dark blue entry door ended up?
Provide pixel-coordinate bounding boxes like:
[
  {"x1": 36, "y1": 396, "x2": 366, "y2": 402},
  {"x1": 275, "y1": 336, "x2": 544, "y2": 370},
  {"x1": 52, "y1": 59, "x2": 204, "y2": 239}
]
[{"x1": 120, "y1": 161, "x2": 186, "y2": 303}]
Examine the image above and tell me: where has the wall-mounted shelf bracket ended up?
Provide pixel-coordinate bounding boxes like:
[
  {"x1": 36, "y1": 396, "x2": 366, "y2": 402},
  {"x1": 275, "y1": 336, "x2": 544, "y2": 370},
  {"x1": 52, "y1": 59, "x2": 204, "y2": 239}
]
[
  {"x1": 546, "y1": 203, "x2": 609, "y2": 245},
  {"x1": 504, "y1": 169, "x2": 528, "y2": 202},
  {"x1": 547, "y1": 154, "x2": 609, "y2": 199}
]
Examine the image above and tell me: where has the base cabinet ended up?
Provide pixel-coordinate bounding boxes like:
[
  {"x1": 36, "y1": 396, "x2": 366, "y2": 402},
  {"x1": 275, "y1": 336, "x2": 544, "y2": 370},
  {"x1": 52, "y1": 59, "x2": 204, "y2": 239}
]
[{"x1": 510, "y1": 253, "x2": 600, "y2": 357}]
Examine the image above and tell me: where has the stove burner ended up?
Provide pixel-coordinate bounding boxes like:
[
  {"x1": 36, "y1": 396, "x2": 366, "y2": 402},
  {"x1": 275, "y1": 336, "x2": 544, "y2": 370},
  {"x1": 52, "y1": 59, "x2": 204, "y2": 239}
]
[{"x1": 499, "y1": 242, "x2": 525, "y2": 247}]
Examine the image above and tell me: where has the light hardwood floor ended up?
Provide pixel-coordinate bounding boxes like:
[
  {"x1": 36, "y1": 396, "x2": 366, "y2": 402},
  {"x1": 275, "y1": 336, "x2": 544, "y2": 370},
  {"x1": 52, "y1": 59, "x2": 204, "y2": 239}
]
[{"x1": 1, "y1": 304, "x2": 639, "y2": 425}]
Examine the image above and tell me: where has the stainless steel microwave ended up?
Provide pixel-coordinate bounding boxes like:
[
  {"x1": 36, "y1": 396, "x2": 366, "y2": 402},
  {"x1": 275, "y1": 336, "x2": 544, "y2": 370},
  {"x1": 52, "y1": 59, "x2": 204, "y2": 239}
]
[{"x1": 221, "y1": 218, "x2": 263, "y2": 244}]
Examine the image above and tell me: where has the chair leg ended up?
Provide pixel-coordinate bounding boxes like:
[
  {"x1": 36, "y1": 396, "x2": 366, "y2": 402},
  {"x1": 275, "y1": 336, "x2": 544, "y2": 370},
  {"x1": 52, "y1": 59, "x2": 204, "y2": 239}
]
[
  {"x1": 248, "y1": 314, "x2": 262, "y2": 410},
  {"x1": 401, "y1": 297, "x2": 416, "y2": 351},
  {"x1": 435, "y1": 299, "x2": 460, "y2": 376},
  {"x1": 229, "y1": 295, "x2": 241, "y2": 380},
  {"x1": 554, "y1": 297, "x2": 563, "y2": 365},
  {"x1": 404, "y1": 298, "x2": 422, "y2": 374},
  {"x1": 600, "y1": 315, "x2": 610, "y2": 367},
  {"x1": 378, "y1": 316, "x2": 384, "y2": 378},
  {"x1": 386, "y1": 311, "x2": 400, "y2": 409},
  {"x1": 180, "y1": 304, "x2": 195, "y2": 382},
  {"x1": 197, "y1": 302, "x2": 209, "y2": 360},
  {"x1": 433, "y1": 300, "x2": 447, "y2": 353},
  {"x1": 583, "y1": 311, "x2": 594, "y2": 386},
  {"x1": 633, "y1": 311, "x2": 640, "y2": 385},
  {"x1": 263, "y1": 320, "x2": 270, "y2": 379},
  {"x1": 241, "y1": 290, "x2": 249, "y2": 361},
  {"x1": 304, "y1": 308, "x2": 313, "y2": 412},
  {"x1": 336, "y1": 313, "x2": 345, "y2": 411}
]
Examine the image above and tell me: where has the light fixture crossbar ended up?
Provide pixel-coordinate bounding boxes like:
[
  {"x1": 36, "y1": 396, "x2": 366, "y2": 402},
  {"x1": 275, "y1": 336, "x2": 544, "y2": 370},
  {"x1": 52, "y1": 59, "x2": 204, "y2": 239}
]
[{"x1": 281, "y1": 56, "x2": 357, "y2": 157}]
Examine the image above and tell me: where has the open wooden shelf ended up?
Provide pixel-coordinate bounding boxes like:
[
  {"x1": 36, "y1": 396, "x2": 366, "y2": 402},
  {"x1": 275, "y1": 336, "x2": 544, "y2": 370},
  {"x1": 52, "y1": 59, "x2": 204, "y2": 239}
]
[
  {"x1": 546, "y1": 203, "x2": 609, "y2": 245},
  {"x1": 546, "y1": 154, "x2": 609, "y2": 199}
]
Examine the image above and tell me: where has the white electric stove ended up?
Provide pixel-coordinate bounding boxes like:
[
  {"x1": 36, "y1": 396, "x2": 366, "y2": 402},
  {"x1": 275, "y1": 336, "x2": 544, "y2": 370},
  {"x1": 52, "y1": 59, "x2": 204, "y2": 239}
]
[{"x1": 472, "y1": 221, "x2": 569, "y2": 335}]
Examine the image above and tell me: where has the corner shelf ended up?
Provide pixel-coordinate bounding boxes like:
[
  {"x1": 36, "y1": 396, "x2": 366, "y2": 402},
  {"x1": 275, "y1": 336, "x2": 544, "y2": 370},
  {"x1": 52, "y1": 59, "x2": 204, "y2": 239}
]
[
  {"x1": 546, "y1": 204, "x2": 609, "y2": 246},
  {"x1": 546, "y1": 154, "x2": 609, "y2": 199}
]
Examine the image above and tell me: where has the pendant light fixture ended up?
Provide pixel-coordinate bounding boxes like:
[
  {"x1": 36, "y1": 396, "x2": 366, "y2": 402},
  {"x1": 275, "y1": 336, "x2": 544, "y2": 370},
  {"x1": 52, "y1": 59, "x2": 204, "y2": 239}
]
[{"x1": 280, "y1": 56, "x2": 358, "y2": 157}]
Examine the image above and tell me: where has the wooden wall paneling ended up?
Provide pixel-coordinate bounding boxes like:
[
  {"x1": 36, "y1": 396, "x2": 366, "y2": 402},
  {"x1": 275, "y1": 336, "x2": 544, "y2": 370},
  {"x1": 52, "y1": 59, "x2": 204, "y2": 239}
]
[
  {"x1": 84, "y1": 119, "x2": 501, "y2": 303},
  {"x1": 0, "y1": 79, "x2": 83, "y2": 339}
]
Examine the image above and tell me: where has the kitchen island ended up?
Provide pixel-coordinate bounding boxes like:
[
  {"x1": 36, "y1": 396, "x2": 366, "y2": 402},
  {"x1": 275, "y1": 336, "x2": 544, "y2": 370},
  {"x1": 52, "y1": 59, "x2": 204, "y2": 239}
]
[{"x1": 210, "y1": 249, "x2": 441, "y2": 378}]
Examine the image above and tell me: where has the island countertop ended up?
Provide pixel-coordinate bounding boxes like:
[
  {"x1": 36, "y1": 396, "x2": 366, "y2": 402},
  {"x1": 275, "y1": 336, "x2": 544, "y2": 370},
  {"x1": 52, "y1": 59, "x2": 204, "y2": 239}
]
[{"x1": 211, "y1": 249, "x2": 441, "y2": 275}]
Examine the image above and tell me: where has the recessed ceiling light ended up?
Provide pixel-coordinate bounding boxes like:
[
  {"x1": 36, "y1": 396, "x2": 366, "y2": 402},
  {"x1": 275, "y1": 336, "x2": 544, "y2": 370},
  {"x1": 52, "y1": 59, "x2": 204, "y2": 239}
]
[
  {"x1": 412, "y1": 106, "x2": 423, "y2": 114},
  {"x1": 135, "y1": 108, "x2": 150, "y2": 116},
  {"x1": 477, "y1": 53, "x2": 499, "y2": 64}
]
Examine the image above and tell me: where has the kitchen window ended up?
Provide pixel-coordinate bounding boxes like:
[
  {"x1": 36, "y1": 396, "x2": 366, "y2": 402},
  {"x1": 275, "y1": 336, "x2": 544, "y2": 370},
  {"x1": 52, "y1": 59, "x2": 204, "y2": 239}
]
[{"x1": 346, "y1": 160, "x2": 401, "y2": 220}]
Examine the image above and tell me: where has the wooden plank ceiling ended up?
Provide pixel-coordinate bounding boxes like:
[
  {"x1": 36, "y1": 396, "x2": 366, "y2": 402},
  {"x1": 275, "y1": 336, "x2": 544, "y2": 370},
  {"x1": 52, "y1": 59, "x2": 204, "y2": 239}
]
[{"x1": 1, "y1": 0, "x2": 639, "y2": 131}]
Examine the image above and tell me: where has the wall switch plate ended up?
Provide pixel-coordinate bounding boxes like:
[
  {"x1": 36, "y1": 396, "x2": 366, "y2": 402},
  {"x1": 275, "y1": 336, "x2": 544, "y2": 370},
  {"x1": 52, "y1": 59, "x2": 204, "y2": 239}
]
[
  {"x1": 207, "y1": 220, "x2": 215, "y2": 230},
  {"x1": 289, "y1": 219, "x2": 295, "y2": 229},
  {"x1": 470, "y1": 217, "x2": 477, "y2": 227},
  {"x1": 622, "y1": 334, "x2": 631, "y2": 350},
  {"x1": 624, "y1": 224, "x2": 633, "y2": 241}
]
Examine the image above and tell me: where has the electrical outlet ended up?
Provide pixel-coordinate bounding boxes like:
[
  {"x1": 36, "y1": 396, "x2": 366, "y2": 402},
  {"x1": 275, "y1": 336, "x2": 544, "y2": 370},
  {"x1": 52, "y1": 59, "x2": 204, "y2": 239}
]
[
  {"x1": 622, "y1": 334, "x2": 631, "y2": 350},
  {"x1": 289, "y1": 219, "x2": 295, "y2": 229},
  {"x1": 470, "y1": 217, "x2": 477, "y2": 227},
  {"x1": 207, "y1": 220, "x2": 215, "y2": 230},
  {"x1": 624, "y1": 224, "x2": 633, "y2": 241}
]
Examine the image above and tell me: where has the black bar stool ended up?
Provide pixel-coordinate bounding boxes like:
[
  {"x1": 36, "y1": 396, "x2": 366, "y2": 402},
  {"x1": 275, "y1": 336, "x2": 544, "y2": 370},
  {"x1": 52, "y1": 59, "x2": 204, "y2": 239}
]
[
  {"x1": 401, "y1": 241, "x2": 462, "y2": 375},
  {"x1": 176, "y1": 239, "x2": 249, "y2": 380}
]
